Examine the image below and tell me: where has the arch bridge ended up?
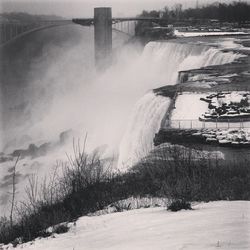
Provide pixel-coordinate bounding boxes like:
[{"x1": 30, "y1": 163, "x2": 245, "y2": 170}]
[{"x1": 0, "y1": 7, "x2": 166, "y2": 70}]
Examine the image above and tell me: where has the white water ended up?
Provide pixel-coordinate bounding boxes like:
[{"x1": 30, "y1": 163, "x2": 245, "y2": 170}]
[
  {"x1": 141, "y1": 41, "x2": 243, "y2": 84},
  {"x1": 118, "y1": 92, "x2": 170, "y2": 169}
]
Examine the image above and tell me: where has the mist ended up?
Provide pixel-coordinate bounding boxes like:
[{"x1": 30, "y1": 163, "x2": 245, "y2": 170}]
[
  {"x1": 1, "y1": 26, "x2": 241, "y2": 159},
  {"x1": 0, "y1": 25, "x2": 164, "y2": 155}
]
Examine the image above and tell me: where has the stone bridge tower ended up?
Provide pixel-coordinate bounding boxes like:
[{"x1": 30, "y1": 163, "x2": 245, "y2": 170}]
[{"x1": 94, "y1": 7, "x2": 112, "y2": 71}]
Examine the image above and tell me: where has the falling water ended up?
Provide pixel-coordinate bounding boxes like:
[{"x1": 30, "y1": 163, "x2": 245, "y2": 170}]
[
  {"x1": 140, "y1": 41, "x2": 243, "y2": 84},
  {"x1": 118, "y1": 92, "x2": 170, "y2": 169}
]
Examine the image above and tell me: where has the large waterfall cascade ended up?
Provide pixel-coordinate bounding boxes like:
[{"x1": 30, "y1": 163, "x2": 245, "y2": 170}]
[{"x1": 117, "y1": 40, "x2": 244, "y2": 168}]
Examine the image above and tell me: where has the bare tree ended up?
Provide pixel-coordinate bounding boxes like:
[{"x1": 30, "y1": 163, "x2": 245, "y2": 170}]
[{"x1": 10, "y1": 155, "x2": 20, "y2": 229}]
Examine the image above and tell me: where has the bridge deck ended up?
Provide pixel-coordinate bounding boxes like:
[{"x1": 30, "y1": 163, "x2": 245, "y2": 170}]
[
  {"x1": 1, "y1": 16, "x2": 164, "y2": 45},
  {"x1": 72, "y1": 17, "x2": 163, "y2": 26}
]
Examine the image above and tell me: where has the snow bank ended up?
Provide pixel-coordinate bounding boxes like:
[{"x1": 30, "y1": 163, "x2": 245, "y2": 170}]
[
  {"x1": 171, "y1": 93, "x2": 208, "y2": 120},
  {"x1": 170, "y1": 92, "x2": 250, "y2": 130},
  {"x1": 175, "y1": 30, "x2": 248, "y2": 38},
  {"x1": 4, "y1": 201, "x2": 250, "y2": 250}
]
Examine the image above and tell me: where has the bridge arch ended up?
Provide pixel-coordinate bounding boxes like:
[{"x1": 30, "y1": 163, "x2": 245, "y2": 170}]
[{"x1": 0, "y1": 20, "x2": 73, "y2": 47}]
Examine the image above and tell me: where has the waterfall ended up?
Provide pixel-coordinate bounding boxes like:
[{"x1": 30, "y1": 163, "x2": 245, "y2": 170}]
[
  {"x1": 0, "y1": 35, "x2": 243, "y2": 161},
  {"x1": 139, "y1": 41, "x2": 243, "y2": 85},
  {"x1": 177, "y1": 47, "x2": 243, "y2": 72},
  {"x1": 118, "y1": 41, "x2": 244, "y2": 169},
  {"x1": 118, "y1": 92, "x2": 170, "y2": 169},
  {"x1": 0, "y1": 32, "x2": 245, "y2": 215}
]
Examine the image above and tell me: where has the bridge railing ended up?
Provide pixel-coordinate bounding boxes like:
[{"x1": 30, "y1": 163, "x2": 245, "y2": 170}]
[
  {"x1": 167, "y1": 119, "x2": 250, "y2": 130},
  {"x1": 112, "y1": 20, "x2": 137, "y2": 36}
]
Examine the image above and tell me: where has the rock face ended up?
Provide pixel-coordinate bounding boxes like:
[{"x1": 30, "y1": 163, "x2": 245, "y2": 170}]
[
  {"x1": 10, "y1": 129, "x2": 73, "y2": 159},
  {"x1": 154, "y1": 128, "x2": 204, "y2": 146},
  {"x1": 12, "y1": 142, "x2": 52, "y2": 158},
  {"x1": 0, "y1": 152, "x2": 13, "y2": 163},
  {"x1": 199, "y1": 92, "x2": 250, "y2": 121},
  {"x1": 154, "y1": 128, "x2": 250, "y2": 148}
]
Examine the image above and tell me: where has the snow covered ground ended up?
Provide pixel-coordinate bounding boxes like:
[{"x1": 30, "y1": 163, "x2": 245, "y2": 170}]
[
  {"x1": 175, "y1": 30, "x2": 248, "y2": 38},
  {"x1": 4, "y1": 201, "x2": 250, "y2": 250},
  {"x1": 170, "y1": 92, "x2": 250, "y2": 130},
  {"x1": 171, "y1": 93, "x2": 208, "y2": 121},
  {"x1": 170, "y1": 92, "x2": 208, "y2": 129}
]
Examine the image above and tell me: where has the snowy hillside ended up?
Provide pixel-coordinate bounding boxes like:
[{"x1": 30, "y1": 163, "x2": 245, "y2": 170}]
[{"x1": 4, "y1": 201, "x2": 250, "y2": 250}]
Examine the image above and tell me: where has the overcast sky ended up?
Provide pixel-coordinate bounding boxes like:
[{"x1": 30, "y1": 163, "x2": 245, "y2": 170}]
[{"x1": 0, "y1": 0, "x2": 245, "y2": 18}]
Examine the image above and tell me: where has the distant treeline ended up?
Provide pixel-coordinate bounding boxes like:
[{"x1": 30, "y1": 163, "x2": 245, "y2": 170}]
[{"x1": 138, "y1": 1, "x2": 250, "y2": 24}]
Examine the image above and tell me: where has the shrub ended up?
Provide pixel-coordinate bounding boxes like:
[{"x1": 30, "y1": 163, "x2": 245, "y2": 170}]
[
  {"x1": 0, "y1": 137, "x2": 118, "y2": 244},
  {"x1": 1, "y1": 141, "x2": 250, "y2": 245},
  {"x1": 132, "y1": 144, "x2": 250, "y2": 202},
  {"x1": 110, "y1": 201, "x2": 132, "y2": 212},
  {"x1": 53, "y1": 223, "x2": 69, "y2": 234},
  {"x1": 167, "y1": 199, "x2": 192, "y2": 212}
]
